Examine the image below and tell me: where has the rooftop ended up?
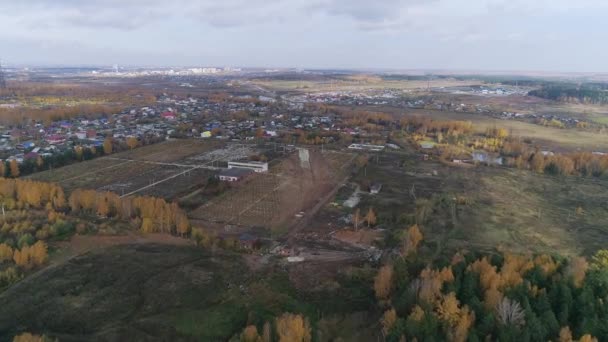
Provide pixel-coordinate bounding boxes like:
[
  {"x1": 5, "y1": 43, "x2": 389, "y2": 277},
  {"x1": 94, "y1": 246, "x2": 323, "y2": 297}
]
[{"x1": 218, "y1": 167, "x2": 254, "y2": 178}]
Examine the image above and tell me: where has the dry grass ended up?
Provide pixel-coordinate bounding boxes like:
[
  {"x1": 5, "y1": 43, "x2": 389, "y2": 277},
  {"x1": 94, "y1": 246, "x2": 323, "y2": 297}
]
[{"x1": 252, "y1": 78, "x2": 483, "y2": 92}]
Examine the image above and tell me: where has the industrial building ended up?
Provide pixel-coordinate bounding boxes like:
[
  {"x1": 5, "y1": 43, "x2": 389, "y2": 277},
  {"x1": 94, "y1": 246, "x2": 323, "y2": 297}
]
[{"x1": 227, "y1": 161, "x2": 268, "y2": 173}]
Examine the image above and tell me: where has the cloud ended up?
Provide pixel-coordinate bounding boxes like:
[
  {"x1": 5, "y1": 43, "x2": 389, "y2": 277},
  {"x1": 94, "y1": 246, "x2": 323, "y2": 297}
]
[
  {"x1": 4, "y1": 0, "x2": 608, "y2": 33},
  {"x1": 1, "y1": 0, "x2": 608, "y2": 70}
]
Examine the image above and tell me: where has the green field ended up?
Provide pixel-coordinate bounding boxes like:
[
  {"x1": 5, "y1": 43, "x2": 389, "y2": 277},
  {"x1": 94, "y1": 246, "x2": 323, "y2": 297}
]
[{"x1": 349, "y1": 148, "x2": 608, "y2": 257}]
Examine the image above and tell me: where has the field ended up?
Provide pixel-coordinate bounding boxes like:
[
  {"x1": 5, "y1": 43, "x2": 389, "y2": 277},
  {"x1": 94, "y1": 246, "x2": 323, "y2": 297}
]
[
  {"x1": 29, "y1": 139, "x2": 229, "y2": 199},
  {"x1": 251, "y1": 76, "x2": 483, "y2": 93},
  {"x1": 0, "y1": 243, "x2": 377, "y2": 341},
  {"x1": 327, "y1": 146, "x2": 608, "y2": 257},
  {"x1": 352, "y1": 105, "x2": 608, "y2": 152},
  {"x1": 191, "y1": 149, "x2": 354, "y2": 231},
  {"x1": 462, "y1": 167, "x2": 608, "y2": 256}
]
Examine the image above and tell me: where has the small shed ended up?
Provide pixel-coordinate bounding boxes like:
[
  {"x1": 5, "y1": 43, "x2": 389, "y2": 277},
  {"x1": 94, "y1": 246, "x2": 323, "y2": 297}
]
[
  {"x1": 238, "y1": 233, "x2": 261, "y2": 250},
  {"x1": 218, "y1": 168, "x2": 254, "y2": 182},
  {"x1": 370, "y1": 183, "x2": 382, "y2": 195}
]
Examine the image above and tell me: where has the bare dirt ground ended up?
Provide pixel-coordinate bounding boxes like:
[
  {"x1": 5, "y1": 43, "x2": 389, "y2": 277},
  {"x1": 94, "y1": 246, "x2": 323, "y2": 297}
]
[
  {"x1": 191, "y1": 149, "x2": 354, "y2": 232},
  {"x1": 332, "y1": 229, "x2": 384, "y2": 248}
]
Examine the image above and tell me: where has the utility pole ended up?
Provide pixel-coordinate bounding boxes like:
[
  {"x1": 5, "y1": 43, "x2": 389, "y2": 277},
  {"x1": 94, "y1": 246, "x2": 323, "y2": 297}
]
[{"x1": 0, "y1": 59, "x2": 7, "y2": 90}]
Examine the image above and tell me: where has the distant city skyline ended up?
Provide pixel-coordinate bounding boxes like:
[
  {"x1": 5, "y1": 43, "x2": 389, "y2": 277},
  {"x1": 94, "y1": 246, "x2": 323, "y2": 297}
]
[{"x1": 1, "y1": 1, "x2": 608, "y2": 73}]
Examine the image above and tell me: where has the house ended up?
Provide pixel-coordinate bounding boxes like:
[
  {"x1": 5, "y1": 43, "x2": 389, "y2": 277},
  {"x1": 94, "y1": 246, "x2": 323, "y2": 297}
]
[
  {"x1": 46, "y1": 135, "x2": 65, "y2": 145},
  {"x1": 370, "y1": 183, "x2": 382, "y2": 194},
  {"x1": 419, "y1": 141, "x2": 436, "y2": 149},
  {"x1": 348, "y1": 143, "x2": 385, "y2": 152},
  {"x1": 74, "y1": 131, "x2": 87, "y2": 140},
  {"x1": 238, "y1": 233, "x2": 261, "y2": 250},
  {"x1": 218, "y1": 168, "x2": 254, "y2": 182},
  {"x1": 24, "y1": 152, "x2": 39, "y2": 160},
  {"x1": 18, "y1": 141, "x2": 35, "y2": 150},
  {"x1": 161, "y1": 111, "x2": 177, "y2": 120},
  {"x1": 472, "y1": 151, "x2": 503, "y2": 165},
  {"x1": 10, "y1": 130, "x2": 22, "y2": 141}
]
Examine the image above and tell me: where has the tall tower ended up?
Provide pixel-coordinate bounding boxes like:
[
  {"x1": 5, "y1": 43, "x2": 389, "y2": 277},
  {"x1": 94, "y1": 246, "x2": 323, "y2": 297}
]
[{"x1": 0, "y1": 60, "x2": 6, "y2": 89}]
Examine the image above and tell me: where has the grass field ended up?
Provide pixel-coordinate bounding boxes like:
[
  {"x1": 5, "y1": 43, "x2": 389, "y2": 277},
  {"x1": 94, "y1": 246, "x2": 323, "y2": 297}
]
[
  {"x1": 339, "y1": 147, "x2": 608, "y2": 257},
  {"x1": 252, "y1": 78, "x2": 483, "y2": 93},
  {"x1": 462, "y1": 167, "x2": 608, "y2": 256},
  {"x1": 357, "y1": 105, "x2": 608, "y2": 152},
  {"x1": 0, "y1": 243, "x2": 378, "y2": 341}
]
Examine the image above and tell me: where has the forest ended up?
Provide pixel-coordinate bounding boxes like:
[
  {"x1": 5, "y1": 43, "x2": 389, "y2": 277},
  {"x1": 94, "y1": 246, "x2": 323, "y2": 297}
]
[
  {"x1": 376, "y1": 226, "x2": 607, "y2": 341},
  {"x1": 528, "y1": 83, "x2": 608, "y2": 105}
]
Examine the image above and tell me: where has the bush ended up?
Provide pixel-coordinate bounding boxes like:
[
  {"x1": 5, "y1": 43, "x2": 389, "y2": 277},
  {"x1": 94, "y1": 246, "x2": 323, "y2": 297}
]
[
  {"x1": 17, "y1": 234, "x2": 35, "y2": 248},
  {"x1": 50, "y1": 220, "x2": 75, "y2": 238}
]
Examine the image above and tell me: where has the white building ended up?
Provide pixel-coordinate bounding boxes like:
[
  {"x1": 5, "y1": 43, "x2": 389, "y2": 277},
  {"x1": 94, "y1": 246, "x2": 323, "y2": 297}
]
[
  {"x1": 218, "y1": 168, "x2": 253, "y2": 182},
  {"x1": 347, "y1": 143, "x2": 385, "y2": 152},
  {"x1": 228, "y1": 161, "x2": 269, "y2": 173}
]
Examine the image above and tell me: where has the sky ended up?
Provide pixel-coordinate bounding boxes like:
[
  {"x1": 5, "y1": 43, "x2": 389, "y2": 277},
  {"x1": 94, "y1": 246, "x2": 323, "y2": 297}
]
[{"x1": 1, "y1": 0, "x2": 607, "y2": 72}]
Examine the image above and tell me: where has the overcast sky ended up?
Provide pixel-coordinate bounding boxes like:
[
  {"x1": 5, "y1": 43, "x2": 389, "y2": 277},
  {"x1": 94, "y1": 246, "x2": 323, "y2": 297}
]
[{"x1": 1, "y1": 0, "x2": 607, "y2": 72}]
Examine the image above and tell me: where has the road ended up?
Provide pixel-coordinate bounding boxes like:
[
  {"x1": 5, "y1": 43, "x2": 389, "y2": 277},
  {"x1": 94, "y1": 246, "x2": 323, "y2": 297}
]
[{"x1": 286, "y1": 173, "x2": 350, "y2": 245}]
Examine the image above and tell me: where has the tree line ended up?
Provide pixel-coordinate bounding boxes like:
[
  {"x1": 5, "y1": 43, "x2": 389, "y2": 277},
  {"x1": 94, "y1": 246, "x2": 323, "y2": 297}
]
[
  {"x1": 69, "y1": 189, "x2": 190, "y2": 235},
  {"x1": 0, "y1": 178, "x2": 190, "y2": 238},
  {"x1": 529, "y1": 83, "x2": 608, "y2": 105}
]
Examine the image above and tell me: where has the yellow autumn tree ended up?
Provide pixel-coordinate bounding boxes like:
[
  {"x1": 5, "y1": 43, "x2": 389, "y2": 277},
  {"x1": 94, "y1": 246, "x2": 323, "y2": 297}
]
[
  {"x1": 417, "y1": 267, "x2": 454, "y2": 303},
  {"x1": 579, "y1": 334, "x2": 598, "y2": 342},
  {"x1": 9, "y1": 159, "x2": 19, "y2": 178},
  {"x1": 0, "y1": 243, "x2": 13, "y2": 262},
  {"x1": 126, "y1": 136, "x2": 139, "y2": 149},
  {"x1": 31, "y1": 241, "x2": 48, "y2": 266},
  {"x1": 365, "y1": 207, "x2": 376, "y2": 228},
  {"x1": 451, "y1": 306, "x2": 475, "y2": 342},
  {"x1": 141, "y1": 218, "x2": 155, "y2": 233},
  {"x1": 275, "y1": 313, "x2": 311, "y2": 342},
  {"x1": 534, "y1": 254, "x2": 558, "y2": 276},
  {"x1": 374, "y1": 264, "x2": 394, "y2": 300},
  {"x1": 13, "y1": 241, "x2": 48, "y2": 269},
  {"x1": 559, "y1": 326, "x2": 573, "y2": 342},
  {"x1": 13, "y1": 248, "x2": 28, "y2": 268},
  {"x1": 590, "y1": 249, "x2": 608, "y2": 270},
  {"x1": 530, "y1": 152, "x2": 545, "y2": 173},
  {"x1": 74, "y1": 145, "x2": 84, "y2": 160},
  {"x1": 408, "y1": 305, "x2": 425, "y2": 322},
  {"x1": 103, "y1": 137, "x2": 113, "y2": 155},
  {"x1": 403, "y1": 224, "x2": 423, "y2": 256},
  {"x1": 436, "y1": 292, "x2": 461, "y2": 325},
  {"x1": 97, "y1": 196, "x2": 110, "y2": 217},
  {"x1": 176, "y1": 212, "x2": 190, "y2": 236},
  {"x1": 569, "y1": 256, "x2": 589, "y2": 288},
  {"x1": 381, "y1": 308, "x2": 397, "y2": 336},
  {"x1": 12, "y1": 332, "x2": 53, "y2": 342},
  {"x1": 241, "y1": 325, "x2": 262, "y2": 342}
]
